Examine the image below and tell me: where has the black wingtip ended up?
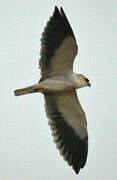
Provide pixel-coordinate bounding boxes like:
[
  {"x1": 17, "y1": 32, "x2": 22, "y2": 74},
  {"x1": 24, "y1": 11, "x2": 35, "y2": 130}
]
[
  {"x1": 54, "y1": 6, "x2": 59, "y2": 13},
  {"x1": 54, "y1": 6, "x2": 58, "y2": 10},
  {"x1": 54, "y1": 6, "x2": 64, "y2": 14},
  {"x1": 60, "y1": 6, "x2": 64, "y2": 13},
  {"x1": 53, "y1": 6, "x2": 61, "y2": 17},
  {"x1": 75, "y1": 168, "x2": 80, "y2": 174},
  {"x1": 60, "y1": 6, "x2": 63, "y2": 11},
  {"x1": 60, "y1": 6, "x2": 66, "y2": 17},
  {"x1": 54, "y1": 6, "x2": 67, "y2": 20}
]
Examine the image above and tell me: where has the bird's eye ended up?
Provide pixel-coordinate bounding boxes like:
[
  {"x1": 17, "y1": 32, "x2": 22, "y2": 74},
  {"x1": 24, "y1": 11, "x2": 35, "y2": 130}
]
[{"x1": 84, "y1": 78, "x2": 89, "y2": 83}]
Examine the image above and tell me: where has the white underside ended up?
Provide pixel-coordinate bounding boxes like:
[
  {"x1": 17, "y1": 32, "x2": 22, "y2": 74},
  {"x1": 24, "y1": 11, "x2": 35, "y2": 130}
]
[{"x1": 55, "y1": 91, "x2": 88, "y2": 139}]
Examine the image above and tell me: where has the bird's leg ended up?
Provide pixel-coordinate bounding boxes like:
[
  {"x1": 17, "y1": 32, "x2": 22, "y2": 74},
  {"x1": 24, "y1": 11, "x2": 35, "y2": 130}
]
[{"x1": 36, "y1": 84, "x2": 44, "y2": 93}]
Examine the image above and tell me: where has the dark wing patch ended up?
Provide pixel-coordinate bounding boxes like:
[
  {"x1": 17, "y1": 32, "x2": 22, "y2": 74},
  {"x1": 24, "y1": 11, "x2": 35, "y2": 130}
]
[
  {"x1": 39, "y1": 7, "x2": 77, "y2": 82},
  {"x1": 44, "y1": 93, "x2": 88, "y2": 174}
]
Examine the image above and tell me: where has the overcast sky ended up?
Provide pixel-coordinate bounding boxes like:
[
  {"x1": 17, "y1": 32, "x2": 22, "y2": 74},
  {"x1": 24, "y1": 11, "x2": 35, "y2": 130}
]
[{"x1": 0, "y1": 0, "x2": 117, "y2": 179}]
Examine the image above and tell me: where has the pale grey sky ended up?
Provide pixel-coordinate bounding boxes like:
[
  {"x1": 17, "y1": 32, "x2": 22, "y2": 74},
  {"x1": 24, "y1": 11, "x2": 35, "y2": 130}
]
[{"x1": 0, "y1": 0, "x2": 117, "y2": 179}]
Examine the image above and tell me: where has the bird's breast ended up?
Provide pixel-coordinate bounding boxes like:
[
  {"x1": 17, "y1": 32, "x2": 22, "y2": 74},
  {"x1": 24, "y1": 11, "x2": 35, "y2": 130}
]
[{"x1": 40, "y1": 74, "x2": 76, "y2": 93}]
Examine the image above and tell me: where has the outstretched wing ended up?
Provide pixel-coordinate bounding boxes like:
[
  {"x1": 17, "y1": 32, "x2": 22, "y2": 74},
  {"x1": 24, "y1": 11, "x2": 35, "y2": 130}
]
[
  {"x1": 39, "y1": 7, "x2": 78, "y2": 81},
  {"x1": 44, "y1": 90, "x2": 88, "y2": 174}
]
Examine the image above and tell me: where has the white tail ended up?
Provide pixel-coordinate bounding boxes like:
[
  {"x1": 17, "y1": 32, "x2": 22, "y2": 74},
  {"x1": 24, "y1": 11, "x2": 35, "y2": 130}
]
[{"x1": 14, "y1": 84, "x2": 38, "y2": 96}]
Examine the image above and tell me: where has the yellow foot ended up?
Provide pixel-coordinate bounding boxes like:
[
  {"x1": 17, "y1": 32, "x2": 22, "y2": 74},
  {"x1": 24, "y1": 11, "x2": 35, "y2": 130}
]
[{"x1": 37, "y1": 84, "x2": 44, "y2": 93}]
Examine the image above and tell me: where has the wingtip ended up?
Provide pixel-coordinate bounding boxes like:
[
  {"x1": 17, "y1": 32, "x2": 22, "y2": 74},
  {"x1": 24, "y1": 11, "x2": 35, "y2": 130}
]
[
  {"x1": 54, "y1": 6, "x2": 66, "y2": 19},
  {"x1": 61, "y1": 7, "x2": 67, "y2": 17},
  {"x1": 54, "y1": 6, "x2": 59, "y2": 12},
  {"x1": 53, "y1": 6, "x2": 61, "y2": 16},
  {"x1": 74, "y1": 168, "x2": 80, "y2": 174},
  {"x1": 54, "y1": 6, "x2": 64, "y2": 14},
  {"x1": 60, "y1": 6, "x2": 64, "y2": 13}
]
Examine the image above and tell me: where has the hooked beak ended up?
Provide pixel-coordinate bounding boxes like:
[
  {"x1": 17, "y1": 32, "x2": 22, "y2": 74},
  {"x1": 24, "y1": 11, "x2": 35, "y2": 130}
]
[
  {"x1": 88, "y1": 82, "x2": 91, "y2": 87},
  {"x1": 14, "y1": 83, "x2": 42, "y2": 96}
]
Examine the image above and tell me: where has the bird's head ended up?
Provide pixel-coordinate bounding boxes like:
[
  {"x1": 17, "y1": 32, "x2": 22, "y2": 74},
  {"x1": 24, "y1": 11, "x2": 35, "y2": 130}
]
[{"x1": 75, "y1": 74, "x2": 91, "y2": 88}]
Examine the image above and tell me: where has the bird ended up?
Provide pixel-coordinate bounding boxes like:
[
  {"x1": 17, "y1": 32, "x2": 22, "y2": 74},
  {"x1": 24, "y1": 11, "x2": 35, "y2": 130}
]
[{"x1": 14, "y1": 6, "x2": 91, "y2": 174}]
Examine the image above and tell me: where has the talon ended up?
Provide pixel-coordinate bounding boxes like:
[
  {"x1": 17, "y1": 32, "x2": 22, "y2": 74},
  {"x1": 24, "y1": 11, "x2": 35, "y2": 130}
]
[{"x1": 37, "y1": 84, "x2": 44, "y2": 93}]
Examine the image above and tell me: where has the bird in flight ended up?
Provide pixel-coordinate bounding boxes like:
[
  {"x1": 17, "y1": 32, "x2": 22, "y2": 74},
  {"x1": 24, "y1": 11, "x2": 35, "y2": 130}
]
[{"x1": 14, "y1": 6, "x2": 91, "y2": 174}]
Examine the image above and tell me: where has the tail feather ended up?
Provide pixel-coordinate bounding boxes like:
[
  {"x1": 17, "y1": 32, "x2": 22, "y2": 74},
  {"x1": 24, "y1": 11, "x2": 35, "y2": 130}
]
[{"x1": 14, "y1": 84, "x2": 38, "y2": 96}]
